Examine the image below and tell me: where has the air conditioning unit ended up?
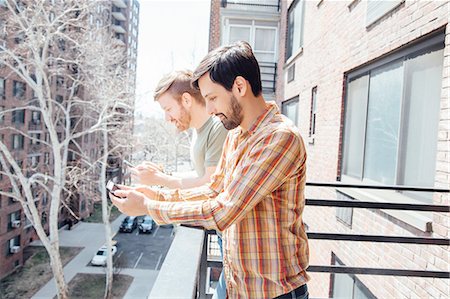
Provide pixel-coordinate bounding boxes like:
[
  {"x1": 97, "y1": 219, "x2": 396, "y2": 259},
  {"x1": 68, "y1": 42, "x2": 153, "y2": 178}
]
[
  {"x1": 12, "y1": 220, "x2": 21, "y2": 228},
  {"x1": 10, "y1": 246, "x2": 20, "y2": 254}
]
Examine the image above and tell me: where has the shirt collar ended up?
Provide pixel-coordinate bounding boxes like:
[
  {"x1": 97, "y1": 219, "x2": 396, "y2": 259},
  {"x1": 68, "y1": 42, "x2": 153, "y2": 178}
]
[{"x1": 239, "y1": 101, "x2": 279, "y2": 137}]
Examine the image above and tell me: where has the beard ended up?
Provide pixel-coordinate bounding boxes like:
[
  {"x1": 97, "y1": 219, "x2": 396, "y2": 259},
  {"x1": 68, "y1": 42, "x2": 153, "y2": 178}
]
[
  {"x1": 174, "y1": 105, "x2": 191, "y2": 132},
  {"x1": 217, "y1": 94, "x2": 243, "y2": 130}
]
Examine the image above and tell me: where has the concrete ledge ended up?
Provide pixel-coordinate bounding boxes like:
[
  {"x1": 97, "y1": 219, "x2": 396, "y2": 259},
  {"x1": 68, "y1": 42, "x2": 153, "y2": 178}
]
[{"x1": 148, "y1": 226, "x2": 204, "y2": 299}]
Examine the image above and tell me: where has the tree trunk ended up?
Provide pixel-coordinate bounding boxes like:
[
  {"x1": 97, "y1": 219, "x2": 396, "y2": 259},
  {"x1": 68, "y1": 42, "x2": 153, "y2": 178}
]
[
  {"x1": 102, "y1": 126, "x2": 114, "y2": 299},
  {"x1": 48, "y1": 244, "x2": 69, "y2": 299}
]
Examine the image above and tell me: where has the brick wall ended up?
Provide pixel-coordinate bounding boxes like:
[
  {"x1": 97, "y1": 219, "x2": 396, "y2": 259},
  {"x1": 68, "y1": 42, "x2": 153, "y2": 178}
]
[
  {"x1": 279, "y1": 0, "x2": 449, "y2": 297},
  {"x1": 208, "y1": 0, "x2": 221, "y2": 51}
]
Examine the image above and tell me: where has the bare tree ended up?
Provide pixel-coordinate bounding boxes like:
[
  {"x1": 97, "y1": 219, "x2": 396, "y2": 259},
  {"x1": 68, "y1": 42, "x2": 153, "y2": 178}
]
[{"x1": 0, "y1": 1, "x2": 133, "y2": 298}]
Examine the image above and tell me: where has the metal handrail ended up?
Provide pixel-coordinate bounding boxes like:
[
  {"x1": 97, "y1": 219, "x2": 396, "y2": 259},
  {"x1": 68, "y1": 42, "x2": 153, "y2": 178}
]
[
  {"x1": 306, "y1": 181, "x2": 450, "y2": 192},
  {"x1": 199, "y1": 181, "x2": 450, "y2": 291},
  {"x1": 306, "y1": 199, "x2": 449, "y2": 212}
]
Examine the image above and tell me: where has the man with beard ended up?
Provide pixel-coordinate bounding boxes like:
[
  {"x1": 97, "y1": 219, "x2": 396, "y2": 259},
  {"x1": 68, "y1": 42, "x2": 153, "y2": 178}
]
[
  {"x1": 132, "y1": 70, "x2": 228, "y2": 189},
  {"x1": 111, "y1": 42, "x2": 310, "y2": 299},
  {"x1": 131, "y1": 70, "x2": 228, "y2": 299}
]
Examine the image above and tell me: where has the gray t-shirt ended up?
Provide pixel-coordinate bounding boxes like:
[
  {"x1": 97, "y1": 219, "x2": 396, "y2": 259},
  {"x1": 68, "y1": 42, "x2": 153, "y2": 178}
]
[{"x1": 191, "y1": 116, "x2": 228, "y2": 177}]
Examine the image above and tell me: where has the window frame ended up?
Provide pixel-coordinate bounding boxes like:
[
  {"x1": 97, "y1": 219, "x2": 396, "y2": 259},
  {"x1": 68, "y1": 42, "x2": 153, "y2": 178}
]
[
  {"x1": 224, "y1": 18, "x2": 278, "y2": 64},
  {"x1": 281, "y1": 96, "x2": 299, "y2": 125},
  {"x1": 286, "y1": 0, "x2": 305, "y2": 61},
  {"x1": 341, "y1": 31, "x2": 445, "y2": 189}
]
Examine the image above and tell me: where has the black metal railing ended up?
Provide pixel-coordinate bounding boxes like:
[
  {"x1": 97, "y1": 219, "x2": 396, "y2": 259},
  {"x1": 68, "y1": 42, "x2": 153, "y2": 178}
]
[
  {"x1": 260, "y1": 61, "x2": 277, "y2": 94},
  {"x1": 221, "y1": 0, "x2": 281, "y2": 12},
  {"x1": 197, "y1": 182, "x2": 450, "y2": 298}
]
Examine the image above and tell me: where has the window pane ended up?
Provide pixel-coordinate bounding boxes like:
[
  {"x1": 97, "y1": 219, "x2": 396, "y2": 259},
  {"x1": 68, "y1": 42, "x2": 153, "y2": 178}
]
[
  {"x1": 343, "y1": 75, "x2": 369, "y2": 179},
  {"x1": 364, "y1": 61, "x2": 403, "y2": 184},
  {"x1": 229, "y1": 26, "x2": 250, "y2": 43},
  {"x1": 282, "y1": 98, "x2": 298, "y2": 124},
  {"x1": 400, "y1": 48, "x2": 444, "y2": 200},
  {"x1": 286, "y1": 1, "x2": 303, "y2": 59},
  {"x1": 255, "y1": 28, "x2": 275, "y2": 52}
]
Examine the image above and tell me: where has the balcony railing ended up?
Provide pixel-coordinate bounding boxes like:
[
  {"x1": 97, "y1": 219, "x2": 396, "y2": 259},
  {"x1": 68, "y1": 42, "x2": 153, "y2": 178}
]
[
  {"x1": 260, "y1": 61, "x2": 277, "y2": 94},
  {"x1": 149, "y1": 183, "x2": 449, "y2": 298}
]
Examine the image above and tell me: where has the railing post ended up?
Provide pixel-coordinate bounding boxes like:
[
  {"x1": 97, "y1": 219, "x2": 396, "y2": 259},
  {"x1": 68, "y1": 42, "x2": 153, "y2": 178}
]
[{"x1": 198, "y1": 231, "x2": 209, "y2": 298}]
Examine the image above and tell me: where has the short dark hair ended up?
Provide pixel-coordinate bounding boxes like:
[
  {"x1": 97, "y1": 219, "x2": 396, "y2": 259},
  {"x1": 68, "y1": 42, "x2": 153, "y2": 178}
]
[{"x1": 192, "y1": 41, "x2": 262, "y2": 97}]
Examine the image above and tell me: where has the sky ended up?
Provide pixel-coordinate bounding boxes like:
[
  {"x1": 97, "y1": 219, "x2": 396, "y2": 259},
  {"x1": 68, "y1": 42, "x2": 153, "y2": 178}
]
[{"x1": 134, "y1": 0, "x2": 211, "y2": 119}]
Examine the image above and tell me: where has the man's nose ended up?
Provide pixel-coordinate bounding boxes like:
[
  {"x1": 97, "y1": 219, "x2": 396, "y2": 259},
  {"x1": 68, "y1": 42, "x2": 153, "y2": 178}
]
[
  {"x1": 164, "y1": 112, "x2": 171, "y2": 122},
  {"x1": 206, "y1": 102, "x2": 215, "y2": 116}
]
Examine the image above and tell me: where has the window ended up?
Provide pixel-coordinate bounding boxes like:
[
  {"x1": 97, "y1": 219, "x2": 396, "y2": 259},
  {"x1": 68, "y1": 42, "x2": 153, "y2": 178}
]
[
  {"x1": 12, "y1": 134, "x2": 24, "y2": 150},
  {"x1": 330, "y1": 253, "x2": 376, "y2": 299},
  {"x1": 56, "y1": 76, "x2": 64, "y2": 87},
  {"x1": 309, "y1": 87, "x2": 317, "y2": 137},
  {"x1": 286, "y1": 0, "x2": 304, "y2": 60},
  {"x1": 30, "y1": 133, "x2": 41, "y2": 145},
  {"x1": 0, "y1": 106, "x2": 4, "y2": 123},
  {"x1": 366, "y1": 0, "x2": 404, "y2": 27},
  {"x1": 226, "y1": 19, "x2": 278, "y2": 63},
  {"x1": 56, "y1": 95, "x2": 63, "y2": 103},
  {"x1": 287, "y1": 63, "x2": 295, "y2": 83},
  {"x1": 0, "y1": 78, "x2": 4, "y2": 99},
  {"x1": 281, "y1": 96, "x2": 299, "y2": 125},
  {"x1": 12, "y1": 109, "x2": 25, "y2": 124},
  {"x1": 31, "y1": 111, "x2": 41, "y2": 124},
  {"x1": 13, "y1": 80, "x2": 25, "y2": 99},
  {"x1": 8, "y1": 211, "x2": 21, "y2": 231},
  {"x1": 342, "y1": 35, "x2": 444, "y2": 202}
]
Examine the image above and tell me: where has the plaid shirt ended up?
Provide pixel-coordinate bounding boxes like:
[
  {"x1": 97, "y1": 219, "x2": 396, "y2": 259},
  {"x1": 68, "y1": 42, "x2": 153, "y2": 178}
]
[{"x1": 148, "y1": 102, "x2": 309, "y2": 298}]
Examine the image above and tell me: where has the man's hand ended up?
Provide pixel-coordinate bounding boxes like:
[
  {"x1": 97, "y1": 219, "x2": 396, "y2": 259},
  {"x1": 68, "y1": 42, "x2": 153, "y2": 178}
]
[
  {"x1": 110, "y1": 189, "x2": 151, "y2": 217},
  {"x1": 131, "y1": 161, "x2": 165, "y2": 186},
  {"x1": 115, "y1": 184, "x2": 160, "y2": 199}
]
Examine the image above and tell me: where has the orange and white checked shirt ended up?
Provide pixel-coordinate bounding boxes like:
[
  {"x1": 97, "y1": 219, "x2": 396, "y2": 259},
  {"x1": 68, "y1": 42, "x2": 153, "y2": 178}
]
[{"x1": 147, "y1": 102, "x2": 310, "y2": 298}]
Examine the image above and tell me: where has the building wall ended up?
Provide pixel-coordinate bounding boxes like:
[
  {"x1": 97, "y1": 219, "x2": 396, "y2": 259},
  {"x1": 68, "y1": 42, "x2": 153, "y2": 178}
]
[
  {"x1": 279, "y1": 0, "x2": 449, "y2": 298},
  {"x1": 209, "y1": 0, "x2": 222, "y2": 51}
]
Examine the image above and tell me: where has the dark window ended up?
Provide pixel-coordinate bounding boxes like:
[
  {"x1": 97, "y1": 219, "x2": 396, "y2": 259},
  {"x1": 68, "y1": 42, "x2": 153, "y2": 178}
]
[
  {"x1": 286, "y1": 0, "x2": 304, "y2": 60},
  {"x1": 12, "y1": 109, "x2": 25, "y2": 124},
  {"x1": 0, "y1": 78, "x2": 4, "y2": 99},
  {"x1": 309, "y1": 87, "x2": 317, "y2": 137},
  {"x1": 0, "y1": 105, "x2": 4, "y2": 123},
  {"x1": 287, "y1": 63, "x2": 295, "y2": 83},
  {"x1": 31, "y1": 111, "x2": 41, "y2": 124},
  {"x1": 13, "y1": 80, "x2": 25, "y2": 99},
  {"x1": 11, "y1": 134, "x2": 24, "y2": 150}
]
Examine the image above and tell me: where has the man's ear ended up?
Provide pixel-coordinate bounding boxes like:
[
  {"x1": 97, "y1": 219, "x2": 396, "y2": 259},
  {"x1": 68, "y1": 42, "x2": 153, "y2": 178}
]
[
  {"x1": 233, "y1": 76, "x2": 248, "y2": 97},
  {"x1": 181, "y1": 92, "x2": 193, "y2": 108}
]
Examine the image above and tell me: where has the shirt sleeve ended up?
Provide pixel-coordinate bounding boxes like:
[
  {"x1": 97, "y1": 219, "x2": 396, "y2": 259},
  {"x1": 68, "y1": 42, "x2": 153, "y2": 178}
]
[
  {"x1": 147, "y1": 129, "x2": 306, "y2": 230},
  {"x1": 204, "y1": 121, "x2": 228, "y2": 168}
]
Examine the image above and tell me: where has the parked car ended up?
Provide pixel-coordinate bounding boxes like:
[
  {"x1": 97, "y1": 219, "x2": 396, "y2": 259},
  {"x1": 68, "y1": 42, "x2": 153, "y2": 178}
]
[
  {"x1": 119, "y1": 216, "x2": 138, "y2": 233},
  {"x1": 91, "y1": 245, "x2": 117, "y2": 266},
  {"x1": 139, "y1": 216, "x2": 155, "y2": 234}
]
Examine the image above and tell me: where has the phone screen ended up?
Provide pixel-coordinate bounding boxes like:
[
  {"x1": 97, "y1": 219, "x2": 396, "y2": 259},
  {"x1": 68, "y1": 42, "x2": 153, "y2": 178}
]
[{"x1": 106, "y1": 180, "x2": 118, "y2": 193}]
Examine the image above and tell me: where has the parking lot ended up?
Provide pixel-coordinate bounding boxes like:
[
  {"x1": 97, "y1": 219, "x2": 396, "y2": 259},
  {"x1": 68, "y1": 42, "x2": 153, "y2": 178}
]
[{"x1": 113, "y1": 224, "x2": 174, "y2": 270}]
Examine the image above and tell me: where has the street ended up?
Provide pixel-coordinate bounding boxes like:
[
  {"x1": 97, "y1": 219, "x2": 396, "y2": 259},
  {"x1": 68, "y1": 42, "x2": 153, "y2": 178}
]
[{"x1": 113, "y1": 224, "x2": 174, "y2": 270}]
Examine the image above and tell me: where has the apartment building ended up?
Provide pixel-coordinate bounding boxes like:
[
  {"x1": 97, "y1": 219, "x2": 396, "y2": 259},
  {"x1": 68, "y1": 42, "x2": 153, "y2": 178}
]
[
  {"x1": 0, "y1": 0, "x2": 139, "y2": 279},
  {"x1": 209, "y1": 0, "x2": 281, "y2": 101},
  {"x1": 106, "y1": 0, "x2": 139, "y2": 183},
  {"x1": 276, "y1": 0, "x2": 449, "y2": 298}
]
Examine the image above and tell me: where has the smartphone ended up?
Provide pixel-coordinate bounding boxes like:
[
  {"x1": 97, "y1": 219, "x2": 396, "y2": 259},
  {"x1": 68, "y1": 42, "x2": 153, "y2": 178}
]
[
  {"x1": 123, "y1": 160, "x2": 135, "y2": 168},
  {"x1": 106, "y1": 180, "x2": 118, "y2": 193}
]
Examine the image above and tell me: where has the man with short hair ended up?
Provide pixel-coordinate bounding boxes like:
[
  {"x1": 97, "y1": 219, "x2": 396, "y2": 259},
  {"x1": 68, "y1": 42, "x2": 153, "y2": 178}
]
[
  {"x1": 112, "y1": 42, "x2": 310, "y2": 299},
  {"x1": 132, "y1": 70, "x2": 228, "y2": 299},
  {"x1": 133, "y1": 70, "x2": 228, "y2": 189}
]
